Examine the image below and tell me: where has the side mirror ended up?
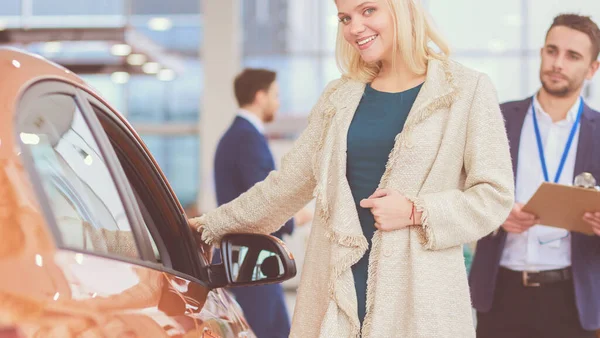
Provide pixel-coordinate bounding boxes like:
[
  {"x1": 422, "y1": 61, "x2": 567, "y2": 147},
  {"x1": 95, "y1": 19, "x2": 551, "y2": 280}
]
[{"x1": 206, "y1": 234, "x2": 296, "y2": 288}]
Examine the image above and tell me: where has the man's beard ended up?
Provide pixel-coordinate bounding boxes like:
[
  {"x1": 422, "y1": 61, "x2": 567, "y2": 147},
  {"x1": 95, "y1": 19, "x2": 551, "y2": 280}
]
[
  {"x1": 263, "y1": 111, "x2": 275, "y2": 123},
  {"x1": 540, "y1": 71, "x2": 579, "y2": 98},
  {"x1": 542, "y1": 81, "x2": 570, "y2": 97}
]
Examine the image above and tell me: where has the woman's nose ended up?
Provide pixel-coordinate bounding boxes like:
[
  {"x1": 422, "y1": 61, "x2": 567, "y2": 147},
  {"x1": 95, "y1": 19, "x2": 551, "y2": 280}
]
[{"x1": 349, "y1": 19, "x2": 366, "y2": 36}]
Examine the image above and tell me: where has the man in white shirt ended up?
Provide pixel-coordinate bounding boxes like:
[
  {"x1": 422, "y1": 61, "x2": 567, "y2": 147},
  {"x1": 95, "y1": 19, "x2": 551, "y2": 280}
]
[{"x1": 470, "y1": 14, "x2": 600, "y2": 338}]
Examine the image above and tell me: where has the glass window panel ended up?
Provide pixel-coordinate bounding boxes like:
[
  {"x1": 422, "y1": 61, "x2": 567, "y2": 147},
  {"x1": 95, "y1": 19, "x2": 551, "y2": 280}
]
[
  {"x1": 133, "y1": 26, "x2": 201, "y2": 52},
  {"x1": 18, "y1": 94, "x2": 139, "y2": 259},
  {"x1": 127, "y1": 76, "x2": 167, "y2": 123},
  {"x1": 243, "y1": 56, "x2": 324, "y2": 116},
  {"x1": 127, "y1": 60, "x2": 202, "y2": 123},
  {"x1": 167, "y1": 60, "x2": 203, "y2": 122},
  {"x1": 140, "y1": 135, "x2": 199, "y2": 207},
  {"x1": 82, "y1": 74, "x2": 127, "y2": 112},
  {"x1": 242, "y1": 0, "x2": 287, "y2": 55},
  {"x1": 585, "y1": 76, "x2": 600, "y2": 110},
  {"x1": 525, "y1": 54, "x2": 543, "y2": 98},
  {"x1": 323, "y1": 56, "x2": 341, "y2": 86},
  {"x1": 164, "y1": 26, "x2": 201, "y2": 52},
  {"x1": 0, "y1": 0, "x2": 20, "y2": 16},
  {"x1": 428, "y1": 0, "x2": 522, "y2": 52},
  {"x1": 453, "y1": 56, "x2": 525, "y2": 103},
  {"x1": 131, "y1": 0, "x2": 200, "y2": 15},
  {"x1": 32, "y1": 0, "x2": 124, "y2": 16},
  {"x1": 324, "y1": 0, "x2": 340, "y2": 53},
  {"x1": 528, "y1": 1, "x2": 600, "y2": 50},
  {"x1": 286, "y1": 0, "x2": 332, "y2": 54}
]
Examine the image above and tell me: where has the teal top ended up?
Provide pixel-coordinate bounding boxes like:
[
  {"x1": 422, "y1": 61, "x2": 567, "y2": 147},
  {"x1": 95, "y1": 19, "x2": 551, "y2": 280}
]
[{"x1": 346, "y1": 82, "x2": 422, "y2": 325}]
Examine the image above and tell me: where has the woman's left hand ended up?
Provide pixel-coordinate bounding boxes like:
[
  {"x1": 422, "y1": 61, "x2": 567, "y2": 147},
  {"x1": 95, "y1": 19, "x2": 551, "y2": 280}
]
[{"x1": 359, "y1": 188, "x2": 418, "y2": 231}]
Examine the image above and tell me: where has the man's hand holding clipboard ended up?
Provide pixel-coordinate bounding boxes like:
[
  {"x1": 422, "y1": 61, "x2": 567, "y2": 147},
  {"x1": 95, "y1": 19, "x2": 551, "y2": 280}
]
[
  {"x1": 522, "y1": 172, "x2": 600, "y2": 236},
  {"x1": 583, "y1": 212, "x2": 600, "y2": 236}
]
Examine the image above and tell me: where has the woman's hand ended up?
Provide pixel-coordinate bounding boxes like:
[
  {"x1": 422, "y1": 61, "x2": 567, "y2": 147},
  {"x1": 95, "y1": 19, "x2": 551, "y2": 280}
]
[
  {"x1": 188, "y1": 217, "x2": 202, "y2": 232},
  {"x1": 188, "y1": 217, "x2": 213, "y2": 262},
  {"x1": 359, "y1": 189, "x2": 420, "y2": 231}
]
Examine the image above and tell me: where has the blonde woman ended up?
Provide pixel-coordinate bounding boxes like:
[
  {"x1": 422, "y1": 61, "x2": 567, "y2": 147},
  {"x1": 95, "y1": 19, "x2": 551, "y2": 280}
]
[{"x1": 190, "y1": 0, "x2": 514, "y2": 336}]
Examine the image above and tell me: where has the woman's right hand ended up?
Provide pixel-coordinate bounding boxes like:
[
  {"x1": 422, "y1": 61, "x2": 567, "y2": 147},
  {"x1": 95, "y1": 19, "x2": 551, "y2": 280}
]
[
  {"x1": 188, "y1": 217, "x2": 200, "y2": 231},
  {"x1": 188, "y1": 217, "x2": 213, "y2": 263},
  {"x1": 501, "y1": 203, "x2": 539, "y2": 234}
]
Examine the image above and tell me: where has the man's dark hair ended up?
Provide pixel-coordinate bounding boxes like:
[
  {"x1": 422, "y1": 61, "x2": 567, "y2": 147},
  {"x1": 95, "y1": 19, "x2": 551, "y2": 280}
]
[
  {"x1": 234, "y1": 68, "x2": 277, "y2": 107},
  {"x1": 547, "y1": 14, "x2": 600, "y2": 61}
]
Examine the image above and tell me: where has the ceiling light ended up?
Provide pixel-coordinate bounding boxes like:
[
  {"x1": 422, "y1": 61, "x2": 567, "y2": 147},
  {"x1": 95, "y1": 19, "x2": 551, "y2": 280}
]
[
  {"x1": 111, "y1": 71, "x2": 130, "y2": 84},
  {"x1": 142, "y1": 62, "x2": 160, "y2": 74},
  {"x1": 110, "y1": 44, "x2": 132, "y2": 56},
  {"x1": 42, "y1": 41, "x2": 62, "y2": 54},
  {"x1": 83, "y1": 154, "x2": 94, "y2": 166},
  {"x1": 158, "y1": 69, "x2": 176, "y2": 81},
  {"x1": 127, "y1": 53, "x2": 146, "y2": 66},
  {"x1": 20, "y1": 133, "x2": 40, "y2": 145},
  {"x1": 148, "y1": 17, "x2": 172, "y2": 31}
]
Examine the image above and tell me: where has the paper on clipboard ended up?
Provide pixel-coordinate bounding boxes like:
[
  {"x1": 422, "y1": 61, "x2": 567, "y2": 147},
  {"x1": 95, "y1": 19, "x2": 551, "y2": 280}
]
[{"x1": 522, "y1": 182, "x2": 599, "y2": 236}]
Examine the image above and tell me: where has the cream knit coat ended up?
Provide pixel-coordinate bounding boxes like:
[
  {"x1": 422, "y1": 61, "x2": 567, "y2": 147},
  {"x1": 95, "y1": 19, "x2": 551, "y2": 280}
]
[{"x1": 193, "y1": 59, "x2": 515, "y2": 337}]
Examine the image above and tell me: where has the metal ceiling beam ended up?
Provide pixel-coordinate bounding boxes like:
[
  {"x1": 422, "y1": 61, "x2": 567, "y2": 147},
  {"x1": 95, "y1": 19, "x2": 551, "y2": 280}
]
[{"x1": 0, "y1": 25, "x2": 184, "y2": 74}]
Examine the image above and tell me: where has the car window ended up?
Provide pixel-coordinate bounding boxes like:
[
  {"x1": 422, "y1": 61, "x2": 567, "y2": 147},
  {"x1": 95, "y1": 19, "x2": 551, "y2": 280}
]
[
  {"x1": 132, "y1": 187, "x2": 162, "y2": 262},
  {"x1": 90, "y1": 101, "x2": 206, "y2": 280},
  {"x1": 17, "y1": 93, "x2": 141, "y2": 258}
]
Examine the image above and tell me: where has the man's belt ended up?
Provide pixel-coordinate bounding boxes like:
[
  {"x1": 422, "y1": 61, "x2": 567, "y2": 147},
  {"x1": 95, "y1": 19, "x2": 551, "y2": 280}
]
[{"x1": 500, "y1": 267, "x2": 572, "y2": 287}]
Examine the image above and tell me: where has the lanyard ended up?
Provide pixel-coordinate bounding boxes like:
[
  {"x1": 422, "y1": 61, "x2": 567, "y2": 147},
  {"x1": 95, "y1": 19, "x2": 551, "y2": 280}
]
[{"x1": 531, "y1": 96, "x2": 584, "y2": 183}]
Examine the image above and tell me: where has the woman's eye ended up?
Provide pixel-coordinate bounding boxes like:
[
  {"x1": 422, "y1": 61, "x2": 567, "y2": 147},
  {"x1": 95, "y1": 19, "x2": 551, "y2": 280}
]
[
  {"x1": 364, "y1": 8, "x2": 375, "y2": 15},
  {"x1": 339, "y1": 16, "x2": 350, "y2": 24}
]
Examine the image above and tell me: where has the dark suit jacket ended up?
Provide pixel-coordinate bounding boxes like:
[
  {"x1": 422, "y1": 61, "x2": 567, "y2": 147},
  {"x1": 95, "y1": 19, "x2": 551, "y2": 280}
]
[
  {"x1": 214, "y1": 116, "x2": 294, "y2": 238},
  {"x1": 469, "y1": 97, "x2": 600, "y2": 331},
  {"x1": 213, "y1": 115, "x2": 293, "y2": 338}
]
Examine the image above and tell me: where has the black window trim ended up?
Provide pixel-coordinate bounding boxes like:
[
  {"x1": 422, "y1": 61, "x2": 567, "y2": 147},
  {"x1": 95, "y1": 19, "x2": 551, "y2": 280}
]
[
  {"x1": 15, "y1": 79, "x2": 156, "y2": 263},
  {"x1": 85, "y1": 99, "x2": 177, "y2": 269}
]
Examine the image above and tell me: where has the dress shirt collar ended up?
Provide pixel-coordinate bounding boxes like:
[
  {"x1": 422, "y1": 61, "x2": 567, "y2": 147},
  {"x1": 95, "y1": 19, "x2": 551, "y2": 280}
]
[
  {"x1": 532, "y1": 93, "x2": 582, "y2": 124},
  {"x1": 237, "y1": 109, "x2": 265, "y2": 134}
]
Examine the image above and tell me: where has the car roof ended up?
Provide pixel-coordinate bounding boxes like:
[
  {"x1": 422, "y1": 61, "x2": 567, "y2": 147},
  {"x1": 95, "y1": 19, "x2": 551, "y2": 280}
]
[{"x1": 0, "y1": 47, "x2": 86, "y2": 160}]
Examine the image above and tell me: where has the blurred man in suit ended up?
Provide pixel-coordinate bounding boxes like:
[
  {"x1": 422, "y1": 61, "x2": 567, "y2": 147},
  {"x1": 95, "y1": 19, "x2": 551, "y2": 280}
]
[
  {"x1": 214, "y1": 68, "x2": 310, "y2": 338},
  {"x1": 470, "y1": 14, "x2": 600, "y2": 338}
]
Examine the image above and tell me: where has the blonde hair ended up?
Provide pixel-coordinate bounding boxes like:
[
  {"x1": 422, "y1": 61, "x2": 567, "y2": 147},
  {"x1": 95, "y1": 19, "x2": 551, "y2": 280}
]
[{"x1": 335, "y1": 0, "x2": 450, "y2": 82}]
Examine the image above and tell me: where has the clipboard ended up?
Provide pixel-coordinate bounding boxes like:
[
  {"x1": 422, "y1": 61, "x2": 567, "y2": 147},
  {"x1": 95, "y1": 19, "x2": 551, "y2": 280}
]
[{"x1": 522, "y1": 182, "x2": 599, "y2": 236}]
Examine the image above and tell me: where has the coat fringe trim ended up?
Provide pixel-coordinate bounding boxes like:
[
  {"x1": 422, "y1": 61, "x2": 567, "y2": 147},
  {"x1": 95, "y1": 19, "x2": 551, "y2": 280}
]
[
  {"x1": 193, "y1": 214, "x2": 219, "y2": 246},
  {"x1": 313, "y1": 76, "x2": 368, "y2": 337},
  {"x1": 359, "y1": 231, "x2": 381, "y2": 337},
  {"x1": 406, "y1": 196, "x2": 435, "y2": 250}
]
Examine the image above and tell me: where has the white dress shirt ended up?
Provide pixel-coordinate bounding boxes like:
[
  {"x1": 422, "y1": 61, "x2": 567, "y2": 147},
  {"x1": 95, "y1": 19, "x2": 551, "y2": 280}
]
[
  {"x1": 500, "y1": 95, "x2": 582, "y2": 271},
  {"x1": 237, "y1": 109, "x2": 265, "y2": 135}
]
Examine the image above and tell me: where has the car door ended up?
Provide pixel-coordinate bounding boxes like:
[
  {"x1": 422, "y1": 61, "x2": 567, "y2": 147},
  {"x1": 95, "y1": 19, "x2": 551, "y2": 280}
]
[
  {"x1": 16, "y1": 79, "x2": 252, "y2": 338},
  {"x1": 84, "y1": 88, "x2": 253, "y2": 338}
]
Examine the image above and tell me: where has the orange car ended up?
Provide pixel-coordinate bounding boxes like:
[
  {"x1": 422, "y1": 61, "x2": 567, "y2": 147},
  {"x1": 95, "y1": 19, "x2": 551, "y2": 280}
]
[{"x1": 0, "y1": 47, "x2": 297, "y2": 338}]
